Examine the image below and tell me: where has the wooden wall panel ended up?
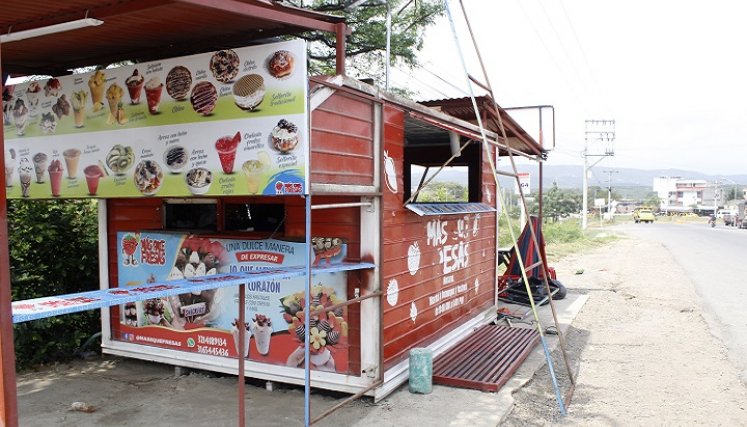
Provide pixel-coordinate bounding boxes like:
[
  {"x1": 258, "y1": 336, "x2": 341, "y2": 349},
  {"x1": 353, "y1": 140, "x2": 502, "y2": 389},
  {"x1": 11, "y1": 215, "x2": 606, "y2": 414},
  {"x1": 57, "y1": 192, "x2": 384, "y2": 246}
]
[
  {"x1": 310, "y1": 91, "x2": 375, "y2": 187},
  {"x1": 380, "y1": 105, "x2": 499, "y2": 369}
]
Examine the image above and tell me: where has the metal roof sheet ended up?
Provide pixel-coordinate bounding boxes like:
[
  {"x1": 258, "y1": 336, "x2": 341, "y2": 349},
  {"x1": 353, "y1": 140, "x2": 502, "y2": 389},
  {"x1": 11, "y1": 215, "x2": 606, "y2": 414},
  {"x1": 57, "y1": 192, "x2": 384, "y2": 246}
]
[{"x1": 1, "y1": 0, "x2": 344, "y2": 76}]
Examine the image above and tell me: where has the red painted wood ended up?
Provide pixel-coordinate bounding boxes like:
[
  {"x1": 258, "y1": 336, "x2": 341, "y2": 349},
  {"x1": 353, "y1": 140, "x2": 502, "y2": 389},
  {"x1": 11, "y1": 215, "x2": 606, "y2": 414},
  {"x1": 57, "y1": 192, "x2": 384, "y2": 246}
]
[
  {"x1": 379, "y1": 104, "x2": 501, "y2": 369},
  {"x1": 310, "y1": 91, "x2": 375, "y2": 187},
  {"x1": 432, "y1": 325, "x2": 540, "y2": 392}
]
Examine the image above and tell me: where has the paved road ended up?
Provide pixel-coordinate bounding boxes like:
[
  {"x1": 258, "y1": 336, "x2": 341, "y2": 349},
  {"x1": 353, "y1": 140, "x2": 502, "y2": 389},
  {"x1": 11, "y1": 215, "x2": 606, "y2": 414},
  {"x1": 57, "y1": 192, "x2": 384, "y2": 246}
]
[{"x1": 613, "y1": 220, "x2": 747, "y2": 383}]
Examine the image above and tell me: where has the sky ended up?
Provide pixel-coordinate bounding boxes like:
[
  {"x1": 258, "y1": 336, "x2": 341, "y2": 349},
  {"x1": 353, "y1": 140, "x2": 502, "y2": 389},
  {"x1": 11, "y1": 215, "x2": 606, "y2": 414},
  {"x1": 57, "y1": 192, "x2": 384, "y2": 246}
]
[{"x1": 389, "y1": 0, "x2": 747, "y2": 176}]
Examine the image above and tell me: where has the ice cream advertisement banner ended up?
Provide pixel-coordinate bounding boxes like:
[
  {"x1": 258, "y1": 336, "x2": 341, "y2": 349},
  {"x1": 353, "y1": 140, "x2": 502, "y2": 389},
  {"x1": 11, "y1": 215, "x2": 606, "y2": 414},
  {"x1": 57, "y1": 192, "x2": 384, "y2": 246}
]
[
  {"x1": 116, "y1": 232, "x2": 350, "y2": 373},
  {"x1": 3, "y1": 40, "x2": 308, "y2": 199}
]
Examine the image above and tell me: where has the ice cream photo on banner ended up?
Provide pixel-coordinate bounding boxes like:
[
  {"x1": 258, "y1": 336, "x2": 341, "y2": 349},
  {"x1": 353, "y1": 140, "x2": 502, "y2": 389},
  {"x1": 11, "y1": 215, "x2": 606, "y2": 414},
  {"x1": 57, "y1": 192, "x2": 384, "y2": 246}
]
[
  {"x1": 282, "y1": 284, "x2": 348, "y2": 373},
  {"x1": 164, "y1": 236, "x2": 230, "y2": 329}
]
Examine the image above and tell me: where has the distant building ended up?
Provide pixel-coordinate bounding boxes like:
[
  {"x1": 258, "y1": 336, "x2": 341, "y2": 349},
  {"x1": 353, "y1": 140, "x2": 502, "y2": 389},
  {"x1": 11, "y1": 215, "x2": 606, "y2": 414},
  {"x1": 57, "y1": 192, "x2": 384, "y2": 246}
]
[{"x1": 653, "y1": 176, "x2": 721, "y2": 213}]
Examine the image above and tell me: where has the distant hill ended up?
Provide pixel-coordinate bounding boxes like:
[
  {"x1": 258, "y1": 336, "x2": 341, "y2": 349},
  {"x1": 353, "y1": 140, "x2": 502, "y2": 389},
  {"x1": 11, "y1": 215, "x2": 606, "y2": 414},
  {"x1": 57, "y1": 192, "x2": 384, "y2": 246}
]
[{"x1": 427, "y1": 165, "x2": 747, "y2": 191}]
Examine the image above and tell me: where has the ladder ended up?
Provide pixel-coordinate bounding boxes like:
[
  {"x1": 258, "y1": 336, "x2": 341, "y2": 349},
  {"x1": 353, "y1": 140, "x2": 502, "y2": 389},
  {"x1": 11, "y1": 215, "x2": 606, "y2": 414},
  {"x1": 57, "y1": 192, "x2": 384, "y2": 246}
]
[{"x1": 443, "y1": 0, "x2": 578, "y2": 415}]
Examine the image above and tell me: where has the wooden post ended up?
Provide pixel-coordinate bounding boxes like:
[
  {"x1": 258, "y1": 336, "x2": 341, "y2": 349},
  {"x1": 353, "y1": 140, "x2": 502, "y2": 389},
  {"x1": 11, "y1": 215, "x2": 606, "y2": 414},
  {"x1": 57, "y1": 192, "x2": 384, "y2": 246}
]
[{"x1": 0, "y1": 41, "x2": 20, "y2": 427}]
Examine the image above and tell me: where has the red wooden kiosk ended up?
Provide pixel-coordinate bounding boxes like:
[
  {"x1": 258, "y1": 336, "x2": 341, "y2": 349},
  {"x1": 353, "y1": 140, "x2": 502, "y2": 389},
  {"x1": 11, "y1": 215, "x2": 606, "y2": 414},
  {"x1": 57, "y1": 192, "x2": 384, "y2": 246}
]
[{"x1": 0, "y1": 1, "x2": 545, "y2": 425}]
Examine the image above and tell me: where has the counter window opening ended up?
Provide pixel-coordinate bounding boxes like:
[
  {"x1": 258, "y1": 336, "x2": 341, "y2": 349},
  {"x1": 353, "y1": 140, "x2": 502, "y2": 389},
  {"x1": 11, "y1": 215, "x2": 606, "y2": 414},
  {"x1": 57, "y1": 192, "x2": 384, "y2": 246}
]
[
  {"x1": 403, "y1": 119, "x2": 482, "y2": 204},
  {"x1": 162, "y1": 199, "x2": 285, "y2": 235}
]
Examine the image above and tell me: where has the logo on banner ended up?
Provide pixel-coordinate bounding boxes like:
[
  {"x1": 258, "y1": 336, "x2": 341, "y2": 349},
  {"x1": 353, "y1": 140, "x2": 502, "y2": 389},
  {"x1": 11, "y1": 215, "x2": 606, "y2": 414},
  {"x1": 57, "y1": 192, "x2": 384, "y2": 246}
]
[
  {"x1": 121, "y1": 233, "x2": 140, "y2": 267},
  {"x1": 274, "y1": 181, "x2": 303, "y2": 194}
]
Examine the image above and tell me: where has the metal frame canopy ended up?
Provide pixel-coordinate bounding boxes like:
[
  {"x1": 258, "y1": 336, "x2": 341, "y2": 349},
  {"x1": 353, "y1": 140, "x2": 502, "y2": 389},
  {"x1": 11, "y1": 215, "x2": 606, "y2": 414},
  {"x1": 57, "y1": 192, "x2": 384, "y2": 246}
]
[{"x1": 0, "y1": 2, "x2": 348, "y2": 426}]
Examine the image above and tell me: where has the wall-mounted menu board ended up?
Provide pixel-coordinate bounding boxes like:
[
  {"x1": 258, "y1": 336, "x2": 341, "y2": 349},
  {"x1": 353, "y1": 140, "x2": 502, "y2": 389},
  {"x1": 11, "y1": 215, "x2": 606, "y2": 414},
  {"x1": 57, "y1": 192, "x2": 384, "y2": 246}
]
[{"x1": 2, "y1": 40, "x2": 308, "y2": 199}]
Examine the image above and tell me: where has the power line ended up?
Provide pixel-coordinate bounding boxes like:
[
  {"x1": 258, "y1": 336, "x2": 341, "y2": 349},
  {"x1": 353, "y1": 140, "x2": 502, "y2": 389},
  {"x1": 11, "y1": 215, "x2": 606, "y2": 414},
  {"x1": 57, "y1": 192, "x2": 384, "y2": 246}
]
[
  {"x1": 557, "y1": 0, "x2": 611, "y2": 116},
  {"x1": 512, "y1": 0, "x2": 593, "y2": 115}
]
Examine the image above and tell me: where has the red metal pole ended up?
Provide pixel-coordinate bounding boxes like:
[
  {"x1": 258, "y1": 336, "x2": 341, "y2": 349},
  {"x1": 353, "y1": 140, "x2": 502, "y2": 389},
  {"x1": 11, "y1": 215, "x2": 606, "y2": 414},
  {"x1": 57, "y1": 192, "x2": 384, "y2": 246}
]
[
  {"x1": 335, "y1": 23, "x2": 346, "y2": 76},
  {"x1": 0, "y1": 42, "x2": 20, "y2": 427},
  {"x1": 238, "y1": 284, "x2": 246, "y2": 427}
]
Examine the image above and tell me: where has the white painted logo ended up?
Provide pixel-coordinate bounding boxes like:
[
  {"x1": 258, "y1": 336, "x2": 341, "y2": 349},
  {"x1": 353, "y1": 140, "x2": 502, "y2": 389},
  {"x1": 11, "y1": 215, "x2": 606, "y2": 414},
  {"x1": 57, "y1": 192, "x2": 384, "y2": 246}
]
[
  {"x1": 386, "y1": 279, "x2": 399, "y2": 307},
  {"x1": 407, "y1": 242, "x2": 421, "y2": 276},
  {"x1": 410, "y1": 302, "x2": 418, "y2": 323},
  {"x1": 383, "y1": 150, "x2": 398, "y2": 193}
]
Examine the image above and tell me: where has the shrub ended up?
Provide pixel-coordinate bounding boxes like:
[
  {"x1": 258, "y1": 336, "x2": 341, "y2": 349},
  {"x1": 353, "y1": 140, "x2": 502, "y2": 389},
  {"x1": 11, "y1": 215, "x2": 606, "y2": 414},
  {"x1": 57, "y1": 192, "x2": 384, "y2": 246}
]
[{"x1": 8, "y1": 199, "x2": 100, "y2": 369}]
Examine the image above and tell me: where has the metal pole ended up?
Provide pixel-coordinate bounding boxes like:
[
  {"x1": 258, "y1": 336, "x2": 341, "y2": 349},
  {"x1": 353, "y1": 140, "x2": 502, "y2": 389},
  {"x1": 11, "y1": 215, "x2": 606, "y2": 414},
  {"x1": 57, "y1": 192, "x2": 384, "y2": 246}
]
[
  {"x1": 582, "y1": 150, "x2": 588, "y2": 229},
  {"x1": 385, "y1": 2, "x2": 391, "y2": 91},
  {"x1": 304, "y1": 194, "x2": 312, "y2": 427},
  {"x1": 238, "y1": 284, "x2": 246, "y2": 427}
]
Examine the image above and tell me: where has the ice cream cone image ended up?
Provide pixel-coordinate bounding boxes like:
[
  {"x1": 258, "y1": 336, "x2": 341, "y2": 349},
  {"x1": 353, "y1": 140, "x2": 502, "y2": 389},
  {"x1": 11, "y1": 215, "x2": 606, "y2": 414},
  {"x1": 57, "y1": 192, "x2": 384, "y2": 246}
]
[
  {"x1": 72, "y1": 90, "x2": 88, "y2": 128},
  {"x1": 106, "y1": 83, "x2": 125, "y2": 125},
  {"x1": 88, "y1": 70, "x2": 106, "y2": 112}
]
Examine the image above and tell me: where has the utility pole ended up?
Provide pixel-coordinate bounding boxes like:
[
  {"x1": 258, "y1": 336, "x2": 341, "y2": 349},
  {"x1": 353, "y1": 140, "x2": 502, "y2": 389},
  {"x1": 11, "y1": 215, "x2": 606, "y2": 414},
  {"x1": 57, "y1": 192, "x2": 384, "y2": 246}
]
[
  {"x1": 582, "y1": 120, "x2": 616, "y2": 229},
  {"x1": 603, "y1": 170, "x2": 619, "y2": 222}
]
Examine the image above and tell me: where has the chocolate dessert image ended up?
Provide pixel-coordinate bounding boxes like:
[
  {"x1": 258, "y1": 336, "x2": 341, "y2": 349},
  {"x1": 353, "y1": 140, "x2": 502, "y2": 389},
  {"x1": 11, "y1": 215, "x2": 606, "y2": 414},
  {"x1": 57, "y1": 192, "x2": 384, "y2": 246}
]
[
  {"x1": 51, "y1": 94, "x2": 71, "y2": 119},
  {"x1": 2, "y1": 86, "x2": 13, "y2": 125},
  {"x1": 164, "y1": 145, "x2": 188, "y2": 173},
  {"x1": 185, "y1": 167, "x2": 212, "y2": 195},
  {"x1": 39, "y1": 112, "x2": 57, "y2": 134},
  {"x1": 12, "y1": 99, "x2": 29, "y2": 136},
  {"x1": 133, "y1": 160, "x2": 163, "y2": 195},
  {"x1": 125, "y1": 69, "x2": 145, "y2": 104},
  {"x1": 26, "y1": 82, "x2": 42, "y2": 109},
  {"x1": 209, "y1": 49, "x2": 240, "y2": 83},
  {"x1": 190, "y1": 81, "x2": 218, "y2": 116},
  {"x1": 32, "y1": 152, "x2": 48, "y2": 183},
  {"x1": 143, "y1": 299, "x2": 171, "y2": 326},
  {"x1": 122, "y1": 302, "x2": 138, "y2": 326},
  {"x1": 44, "y1": 78, "x2": 62, "y2": 97},
  {"x1": 268, "y1": 50, "x2": 295, "y2": 78},
  {"x1": 165, "y1": 66, "x2": 192, "y2": 101},
  {"x1": 232, "y1": 74, "x2": 265, "y2": 110},
  {"x1": 270, "y1": 119, "x2": 300, "y2": 154}
]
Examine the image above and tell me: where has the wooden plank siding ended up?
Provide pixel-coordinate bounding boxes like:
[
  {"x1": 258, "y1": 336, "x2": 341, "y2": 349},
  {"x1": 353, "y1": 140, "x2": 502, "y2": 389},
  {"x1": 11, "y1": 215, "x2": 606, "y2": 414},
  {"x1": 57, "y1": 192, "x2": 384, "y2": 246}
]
[
  {"x1": 380, "y1": 105, "x2": 499, "y2": 369},
  {"x1": 310, "y1": 91, "x2": 375, "y2": 187}
]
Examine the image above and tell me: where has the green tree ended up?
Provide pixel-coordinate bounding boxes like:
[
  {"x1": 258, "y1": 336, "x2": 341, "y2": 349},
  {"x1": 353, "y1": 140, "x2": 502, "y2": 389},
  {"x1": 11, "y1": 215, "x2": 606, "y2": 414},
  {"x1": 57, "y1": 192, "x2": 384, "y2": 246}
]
[
  {"x1": 9, "y1": 200, "x2": 100, "y2": 369},
  {"x1": 417, "y1": 181, "x2": 467, "y2": 202},
  {"x1": 642, "y1": 191, "x2": 662, "y2": 211},
  {"x1": 292, "y1": 0, "x2": 444, "y2": 84},
  {"x1": 542, "y1": 183, "x2": 581, "y2": 222}
]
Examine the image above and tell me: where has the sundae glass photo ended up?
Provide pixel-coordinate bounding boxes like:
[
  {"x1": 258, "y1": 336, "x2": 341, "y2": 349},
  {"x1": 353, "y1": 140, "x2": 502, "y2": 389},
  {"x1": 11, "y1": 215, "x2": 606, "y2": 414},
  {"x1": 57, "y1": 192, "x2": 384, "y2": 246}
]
[{"x1": 250, "y1": 314, "x2": 272, "y2": 356}]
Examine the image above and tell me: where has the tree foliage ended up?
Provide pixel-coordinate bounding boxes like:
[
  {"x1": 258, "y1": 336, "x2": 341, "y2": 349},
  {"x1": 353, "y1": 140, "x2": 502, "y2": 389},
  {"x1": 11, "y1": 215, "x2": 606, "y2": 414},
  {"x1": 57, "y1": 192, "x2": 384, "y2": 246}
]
[
  {"x1": 9, "y1": 200, "x2": 100, "y2": 369},
  {"x1": 542, "y1": 183, "x2": 581, "y2": 222},
  {"x1": 416, "y1": 181, "x2": 467, "y2": 202},
  {"x1": 290, "y1": 0, "x2": 444, "y2": 83}
]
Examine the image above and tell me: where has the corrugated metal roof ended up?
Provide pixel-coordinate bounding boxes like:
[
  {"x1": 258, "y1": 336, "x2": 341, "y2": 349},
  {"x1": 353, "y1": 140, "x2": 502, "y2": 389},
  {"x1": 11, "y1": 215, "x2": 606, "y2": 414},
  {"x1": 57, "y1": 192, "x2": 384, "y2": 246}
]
[
  {"x1": 1, "y1": 0, "x2": 344, "y2": 76},
  {"x1": 421, "y1": 96, "x2": 544, "y2": 156}
]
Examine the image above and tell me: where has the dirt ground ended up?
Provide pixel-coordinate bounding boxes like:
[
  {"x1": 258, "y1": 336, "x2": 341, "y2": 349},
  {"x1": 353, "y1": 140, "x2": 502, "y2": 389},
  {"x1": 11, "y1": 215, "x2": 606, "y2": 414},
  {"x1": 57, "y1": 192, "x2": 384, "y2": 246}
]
[
  {"x1": 504, "y1": 235, "x2": 747, "y2": 425},
  {"x1": 15, "y1": 234, "x2": 747, "y2": 426}
]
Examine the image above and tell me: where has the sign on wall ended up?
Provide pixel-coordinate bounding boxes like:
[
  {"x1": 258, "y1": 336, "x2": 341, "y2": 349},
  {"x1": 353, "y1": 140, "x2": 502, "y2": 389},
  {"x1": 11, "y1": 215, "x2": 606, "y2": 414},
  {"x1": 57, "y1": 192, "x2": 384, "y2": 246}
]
[
  {"x1": 514, "y1": 172, "x2": 530, "y2": 195},
  {"x1": 3, "y1": 40, "x2": 308, "y2": 199},
  {"x1": 116, "y1": 232, "x2": 350, "y2": 373}
]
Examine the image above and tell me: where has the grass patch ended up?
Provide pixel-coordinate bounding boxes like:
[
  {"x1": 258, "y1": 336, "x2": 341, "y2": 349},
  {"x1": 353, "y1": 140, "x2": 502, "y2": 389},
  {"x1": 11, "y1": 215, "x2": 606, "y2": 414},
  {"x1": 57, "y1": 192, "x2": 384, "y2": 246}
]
[{"x1": 498, "y1": 216, "x2": 618, "y2": 263}]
